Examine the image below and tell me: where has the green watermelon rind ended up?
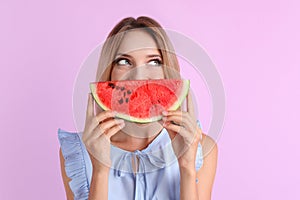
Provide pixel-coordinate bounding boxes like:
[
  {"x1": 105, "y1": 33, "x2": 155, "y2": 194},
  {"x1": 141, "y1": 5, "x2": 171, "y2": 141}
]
[
  {"x1": 89, "y1": 80, "x2": 190, "y2": 123},
  {"x1": 168, "y1": 79, "x2": 190, "y2": 111},
  {"x1": 90, "y1": 83, "x2": 110, "y2": 111}
]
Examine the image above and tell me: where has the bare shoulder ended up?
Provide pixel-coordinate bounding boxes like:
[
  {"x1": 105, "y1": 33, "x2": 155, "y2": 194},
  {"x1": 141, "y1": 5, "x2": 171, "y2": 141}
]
[
  {"x1": 196, "y1": 133, "x2": 218, "y2": 199},
  {"x1": 200, "y1": 133, "x2": 218, "y2": 159}
]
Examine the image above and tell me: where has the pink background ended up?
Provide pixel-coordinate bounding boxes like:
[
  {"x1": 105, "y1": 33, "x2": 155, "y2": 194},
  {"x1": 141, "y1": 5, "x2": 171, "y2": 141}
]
[{"x1": 1, "y1": 0, "x2": 299, "y2": 199}]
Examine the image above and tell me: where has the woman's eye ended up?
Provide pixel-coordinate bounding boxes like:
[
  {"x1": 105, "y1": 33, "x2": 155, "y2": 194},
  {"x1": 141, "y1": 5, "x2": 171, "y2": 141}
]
[
  {"x1": 115, "y1": 58, "x2": 131, "y2": 66},
  {"x1": 148, "y1": 59, "x2": 162, "y2": 66}
]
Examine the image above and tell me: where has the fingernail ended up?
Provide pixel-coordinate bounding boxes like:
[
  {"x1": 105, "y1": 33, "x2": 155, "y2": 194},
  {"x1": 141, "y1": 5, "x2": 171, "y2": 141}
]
[
  {"x1": 162, "y1": 117, "x2": 167, "y2": 121},
  {"x1": 162, "y1": 111, "x2": 168, "y2": 116}
]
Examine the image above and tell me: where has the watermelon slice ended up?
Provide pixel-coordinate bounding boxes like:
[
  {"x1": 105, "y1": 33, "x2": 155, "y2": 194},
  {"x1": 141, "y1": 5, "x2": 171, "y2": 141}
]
[{"x1": 90, "y1": 79, "x2": 190, "y2": 123}]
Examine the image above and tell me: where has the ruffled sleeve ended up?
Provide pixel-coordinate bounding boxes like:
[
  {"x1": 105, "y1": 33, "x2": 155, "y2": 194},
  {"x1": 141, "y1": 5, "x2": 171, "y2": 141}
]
[
  {"x1": 58, "y1": 128, "x2": 90, "y2": 200},
  {"x1": 195, "y1": 120, "x2": 204, "y2": 171}
]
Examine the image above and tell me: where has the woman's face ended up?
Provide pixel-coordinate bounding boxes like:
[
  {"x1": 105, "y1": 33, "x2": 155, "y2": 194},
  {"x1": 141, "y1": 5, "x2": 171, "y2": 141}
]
[
  {"x1": 111, "y1": 29, "x2": 165, "y2": 80},
  {"x1": 109, "y1": 29, "x2": 165, "y2": 135}
]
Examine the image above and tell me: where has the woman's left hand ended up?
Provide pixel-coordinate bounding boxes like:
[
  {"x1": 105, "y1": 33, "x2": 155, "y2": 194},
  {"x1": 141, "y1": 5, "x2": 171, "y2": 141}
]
[{"x1": 162, "y1": 91, "x2": 202, "y2": 170}]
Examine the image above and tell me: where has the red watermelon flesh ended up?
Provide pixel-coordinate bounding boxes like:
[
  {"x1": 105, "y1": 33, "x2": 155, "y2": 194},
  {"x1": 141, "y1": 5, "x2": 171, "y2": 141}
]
[{"x1": 90, "y1": 79, "x2": 190, "y2": 123}]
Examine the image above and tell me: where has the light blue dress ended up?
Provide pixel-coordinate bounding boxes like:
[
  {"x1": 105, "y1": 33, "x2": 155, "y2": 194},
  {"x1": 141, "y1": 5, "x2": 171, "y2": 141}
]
[{"x1": 58, "y1": 121, "x2": 203, "y2": 200}]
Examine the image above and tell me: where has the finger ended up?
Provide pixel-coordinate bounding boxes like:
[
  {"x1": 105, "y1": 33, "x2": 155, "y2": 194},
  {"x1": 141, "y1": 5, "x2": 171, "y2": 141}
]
[
  {"x1": 162, "y1": 111, "x2": 193, "y2": 123},
  {"x1": 88, "y1": 111, "x2": 116, "y2": 134},
  {"x1": 86, "y1": 93, "x2": 94, "y2": 118},
  {"x1": 165, "y1": 122, "x2": 198, "y2": 146},
  {"x1": 92, "y1": 125, "x2": 105, "y2": 137},
  {"x1": 83, "y1": 94, "x2": 96, "y2": 136},
  {"x1": 187, "y1": 90, "x2": 196, "y2": 120},
  {"x1": 163, "y1": 122, "x2": 190, "y2": 140},
  {"x1": 92, "y1": 119, "x2": 124, "y2": 138},
  {"x1": 162, "y1": 115, "x2": 193, "y2": 132},
  {"x1": 162, "y1": 110, "x2": 186, "y2": 116},
  {"x1": 105, "y1": 123, "x2": 125, "y2": 138},
  {"x1": 100, "y1": 118, "x2": 124, "y2": 131},
  {"x1": 95, "y1": 102, "x2": 104, "y2": 114},
  {"x1": 91, "y1": 110, "x2": 116, "y2": 127},
  {"x1": 162, "y1": 110, "x2": 198, "y2": 133}
]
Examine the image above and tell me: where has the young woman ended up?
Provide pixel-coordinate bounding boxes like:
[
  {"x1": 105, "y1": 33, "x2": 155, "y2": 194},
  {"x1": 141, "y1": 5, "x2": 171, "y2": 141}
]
[{"x1": 59, "y1": 16, "x2": 218, "y2": 200}]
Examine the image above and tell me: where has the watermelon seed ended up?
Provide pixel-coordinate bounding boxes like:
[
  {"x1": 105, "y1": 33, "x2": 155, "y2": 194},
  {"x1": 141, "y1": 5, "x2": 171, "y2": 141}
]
[
  {"x1": 121, "y1": 87, "x2": 125, "y2": 91},
  {"x1": 118, "y1": 98, "x2": 124, "y2": 104},
  {"x1": 125, "y1": 98, "x2": 129, "y2": 103},
  {"x1": 123, "y1": 92, "x2": 126, "y2": 97},
  {"x1": 127, "y1": 90, "x2": 131, "y2": 95},
  {"x1": 108, "y1": 83, "x2": 115, "y2": 88}
]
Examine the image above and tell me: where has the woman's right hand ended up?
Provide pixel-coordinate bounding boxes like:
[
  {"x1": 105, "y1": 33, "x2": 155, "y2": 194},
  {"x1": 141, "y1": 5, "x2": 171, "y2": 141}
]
[{"x1": 82, "y1": 93, "x2": 125, "y2": 172}]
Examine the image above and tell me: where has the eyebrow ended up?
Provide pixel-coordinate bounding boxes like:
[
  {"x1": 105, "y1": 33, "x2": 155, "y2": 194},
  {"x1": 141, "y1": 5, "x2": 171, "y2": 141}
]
[{"x1": 115, "y1": 53, "x2": 161, "y2": 59}]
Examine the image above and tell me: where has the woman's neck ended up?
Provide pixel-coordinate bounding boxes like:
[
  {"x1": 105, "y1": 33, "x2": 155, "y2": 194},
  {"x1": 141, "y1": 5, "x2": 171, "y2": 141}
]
[{"x1": 110, "y1": 121, "x2": 163, "y2": 152}]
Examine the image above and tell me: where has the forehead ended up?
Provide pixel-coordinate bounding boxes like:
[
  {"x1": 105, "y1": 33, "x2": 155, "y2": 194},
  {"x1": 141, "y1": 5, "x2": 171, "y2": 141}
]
[{"x1": 117, "y1": 29, "x2": 159, "y2": 54}]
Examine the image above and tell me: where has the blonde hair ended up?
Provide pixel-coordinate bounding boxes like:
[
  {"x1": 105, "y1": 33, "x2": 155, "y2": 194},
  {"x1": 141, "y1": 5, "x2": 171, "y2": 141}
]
[{"x1": 95, "y1": 16, "x2": 181, "y2": 81}]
